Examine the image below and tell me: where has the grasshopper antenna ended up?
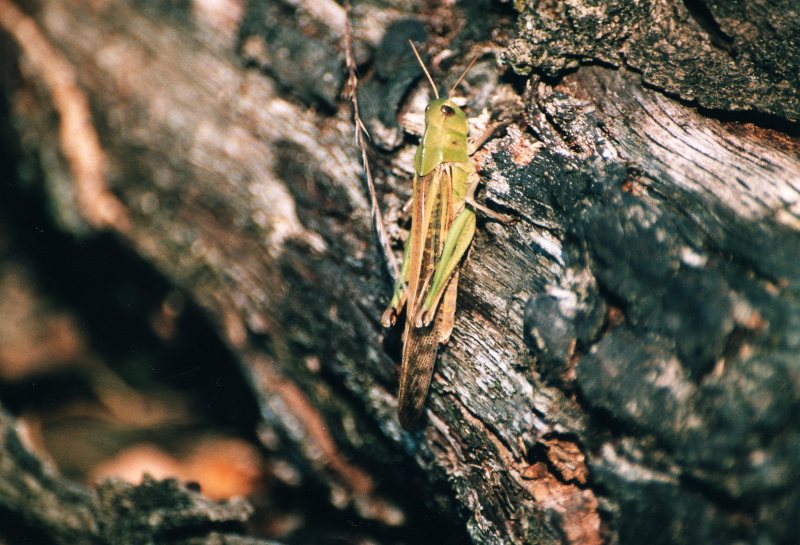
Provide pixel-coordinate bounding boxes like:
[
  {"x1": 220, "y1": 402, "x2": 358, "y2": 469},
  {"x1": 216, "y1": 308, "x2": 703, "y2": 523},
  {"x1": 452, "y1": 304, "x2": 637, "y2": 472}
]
[
  {"x1": 408, "y1": 40, "x2": 439, "y2": 99},
  {"x1": 448, "y1": 55, "x2": 479, "y2": 97}
]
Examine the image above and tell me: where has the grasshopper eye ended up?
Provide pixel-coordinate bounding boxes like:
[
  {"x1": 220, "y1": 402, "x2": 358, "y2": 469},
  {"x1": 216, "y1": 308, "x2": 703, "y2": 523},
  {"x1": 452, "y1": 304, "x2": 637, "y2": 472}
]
[{"x1": 440, "y1": 105, "x2": 455, "y2": 116}]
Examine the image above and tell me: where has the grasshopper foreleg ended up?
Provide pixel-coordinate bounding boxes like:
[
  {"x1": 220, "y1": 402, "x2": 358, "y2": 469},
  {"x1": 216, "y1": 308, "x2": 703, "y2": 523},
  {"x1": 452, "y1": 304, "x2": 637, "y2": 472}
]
[{"x1": 467, "y1": 122, "x2": 502, "y2": 156}]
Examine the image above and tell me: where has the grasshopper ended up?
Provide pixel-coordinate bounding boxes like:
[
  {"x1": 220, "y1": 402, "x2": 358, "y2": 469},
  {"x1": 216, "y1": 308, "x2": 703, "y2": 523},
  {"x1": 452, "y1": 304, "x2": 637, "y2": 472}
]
[{"x1": 382, "y1": 43, "x2": 506, "y2": 429}]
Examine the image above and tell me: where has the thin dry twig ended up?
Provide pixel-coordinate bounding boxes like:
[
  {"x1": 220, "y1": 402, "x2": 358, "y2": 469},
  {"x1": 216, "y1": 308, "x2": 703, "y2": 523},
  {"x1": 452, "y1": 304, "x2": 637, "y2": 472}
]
[{"x1": 343, "y1": 1, "x2": 399, "y2": 285}]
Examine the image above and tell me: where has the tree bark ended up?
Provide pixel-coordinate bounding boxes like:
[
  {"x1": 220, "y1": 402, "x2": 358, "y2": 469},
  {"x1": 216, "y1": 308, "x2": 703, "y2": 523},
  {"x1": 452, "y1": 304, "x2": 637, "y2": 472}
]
[{"x1": 0, "y1": 0, "x2": 798, "y2": 544}]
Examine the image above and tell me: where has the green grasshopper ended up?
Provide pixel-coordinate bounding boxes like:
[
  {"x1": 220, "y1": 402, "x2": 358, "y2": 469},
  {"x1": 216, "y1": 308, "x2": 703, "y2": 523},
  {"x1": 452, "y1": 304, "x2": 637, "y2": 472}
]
[{"x1": 382, "y1": 43, "x2": 506, "y2": 429}]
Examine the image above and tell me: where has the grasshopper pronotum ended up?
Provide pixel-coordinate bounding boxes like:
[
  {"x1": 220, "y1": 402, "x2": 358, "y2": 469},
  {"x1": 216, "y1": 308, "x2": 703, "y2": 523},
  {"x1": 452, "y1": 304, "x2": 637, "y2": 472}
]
[{"x1": 382, "y1": 43, "x2": 505, "y2": 429}]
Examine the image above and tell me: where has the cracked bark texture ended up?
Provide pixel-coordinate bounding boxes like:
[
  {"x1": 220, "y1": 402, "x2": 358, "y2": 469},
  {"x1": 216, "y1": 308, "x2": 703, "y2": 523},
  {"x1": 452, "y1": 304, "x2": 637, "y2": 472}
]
[
  {"x1": 0, "y1": 0, "x2": 798, "y2": 544},
  {"x1": 0, "y1": 406, "x2": 271, "y2": 545}
]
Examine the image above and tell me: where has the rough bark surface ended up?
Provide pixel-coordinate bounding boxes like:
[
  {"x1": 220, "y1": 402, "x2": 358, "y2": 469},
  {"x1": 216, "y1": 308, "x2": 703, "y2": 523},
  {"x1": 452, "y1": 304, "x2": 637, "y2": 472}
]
[
  {"x1": 0, "y1": 0, "x2": 798, "y2": 544},
  {"x1": 0, "y1": 406, "x2": 268, "y2": 545}
]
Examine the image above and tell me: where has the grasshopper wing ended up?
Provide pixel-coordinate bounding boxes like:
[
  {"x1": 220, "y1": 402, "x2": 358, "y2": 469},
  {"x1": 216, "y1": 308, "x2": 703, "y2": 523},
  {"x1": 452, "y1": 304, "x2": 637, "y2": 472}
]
[{"x1": 396, "y1": 163, "x2": 456, "y2": 428}]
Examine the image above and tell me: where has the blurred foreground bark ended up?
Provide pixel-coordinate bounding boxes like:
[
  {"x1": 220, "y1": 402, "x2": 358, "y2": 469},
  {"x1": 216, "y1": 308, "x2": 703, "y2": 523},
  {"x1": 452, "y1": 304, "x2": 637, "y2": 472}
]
[{"x1": 0, "y1": 0, "x2": 798, "y2": 544}]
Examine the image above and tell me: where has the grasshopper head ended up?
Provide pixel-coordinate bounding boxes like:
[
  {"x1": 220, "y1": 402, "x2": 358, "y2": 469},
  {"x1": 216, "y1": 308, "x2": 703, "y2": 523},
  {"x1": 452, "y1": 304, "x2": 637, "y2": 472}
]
[{"x1": 425, "y1": 98, "x2": 468, "y2": 134}]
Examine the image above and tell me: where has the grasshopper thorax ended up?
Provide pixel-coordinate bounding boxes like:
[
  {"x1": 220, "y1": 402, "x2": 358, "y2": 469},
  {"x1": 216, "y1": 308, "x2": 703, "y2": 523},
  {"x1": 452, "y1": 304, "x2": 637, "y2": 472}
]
[
  {"x1": 415, "y1": 97, "x2": 470, "y2": 175},
  {"x1": 424, "y1": 98, "x2": 468, "y2": 134}
]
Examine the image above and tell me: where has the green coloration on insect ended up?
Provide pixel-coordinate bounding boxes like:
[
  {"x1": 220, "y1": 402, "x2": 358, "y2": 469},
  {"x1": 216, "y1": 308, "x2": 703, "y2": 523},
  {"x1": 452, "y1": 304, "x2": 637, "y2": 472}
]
[{"x1": 382, "y1": 43, "x2": 497, "y2": 430}]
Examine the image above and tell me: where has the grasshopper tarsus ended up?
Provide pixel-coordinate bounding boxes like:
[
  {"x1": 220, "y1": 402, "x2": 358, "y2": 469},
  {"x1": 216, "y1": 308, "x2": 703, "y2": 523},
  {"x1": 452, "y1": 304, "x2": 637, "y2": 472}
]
[
  {"x1": 414, "y1": 309, "x2": 433, "y2": 328},
  {"x1": 381, "y1": 308, "x2": 398, "y2": 328}
]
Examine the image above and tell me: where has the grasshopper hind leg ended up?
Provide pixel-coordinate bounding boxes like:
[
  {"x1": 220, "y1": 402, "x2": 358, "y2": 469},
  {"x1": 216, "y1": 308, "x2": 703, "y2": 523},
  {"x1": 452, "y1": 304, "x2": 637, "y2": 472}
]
[
  {"x1": 415, "y1": 208, "x2": 477, "y2": 327},
  {"x1": 465, "y1": 172, "x2": 514, "y2": 223}
]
